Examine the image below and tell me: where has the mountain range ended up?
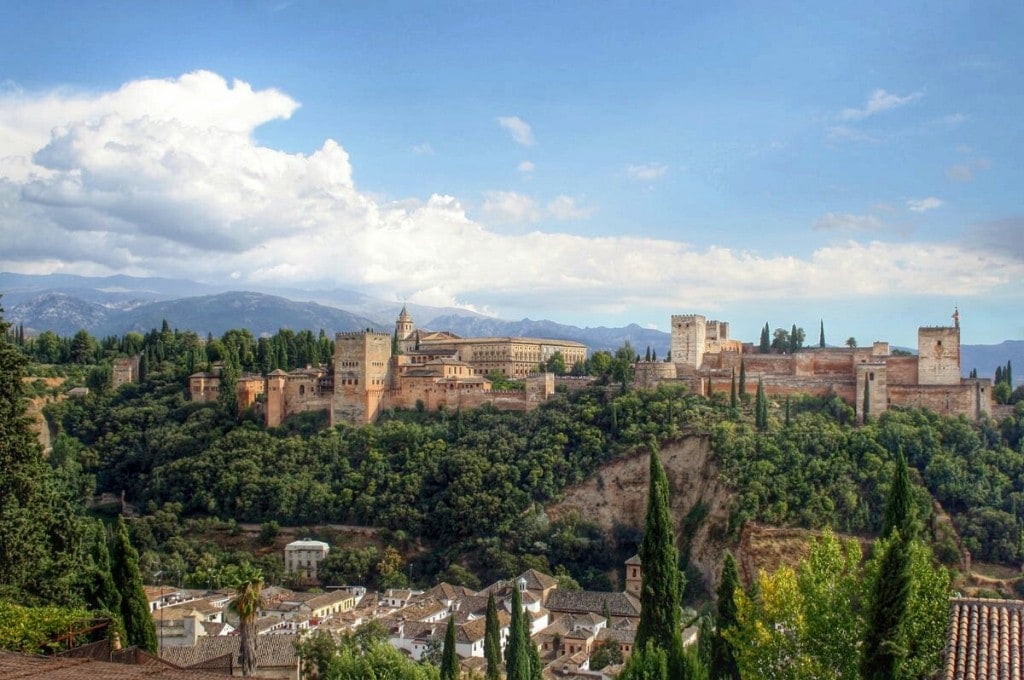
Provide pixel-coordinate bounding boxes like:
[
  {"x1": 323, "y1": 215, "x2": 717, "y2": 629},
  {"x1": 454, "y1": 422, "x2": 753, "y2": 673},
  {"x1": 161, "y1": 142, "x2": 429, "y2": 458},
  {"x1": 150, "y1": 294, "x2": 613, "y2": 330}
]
[{"x1": 1, "y1": 272, "x2": 1020, "y2": 381}]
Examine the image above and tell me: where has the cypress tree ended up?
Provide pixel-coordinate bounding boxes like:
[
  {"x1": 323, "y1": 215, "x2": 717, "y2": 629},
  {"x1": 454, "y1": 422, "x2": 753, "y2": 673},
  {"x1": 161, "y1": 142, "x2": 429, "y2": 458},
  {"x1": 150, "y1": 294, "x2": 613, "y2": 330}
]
[
  {"x1": 861, "y1": 532, "x2": 911, "y2": 680},
  {"x1": 505, "y1": 586, "x2": 530, "y2": 680},
  {"x1": 819, "y1": 319, "x2": 825, "y2": 348},
  {"x1": 711, "y1": 552, "x2": 741, "y2": 680},
  {"x1": 652, "y1": 349, "x2": 657, "y2": 362},
  {"x1": 484, "y1": 593, "x2": 501, "y2": 680},
  {"x1": 729, "y1": 369, "x2": 737, "y2": 409},
  {"x1": 635, "y1": 450, "x2": 685, "y2": 676},
  {"x1": 738, "y1": 360, "x2": 746, "y2": 402},
  {"x1": 645, "y1": 346, "x2": 652, "y2": 362},
  {"x1": 755, "y1": 379, "x2": 767, "y2": 430},
  {"x1": 784, "y1": 394, "x2": 791, "y2": 428},
  {"x1": 111, "y1": 515, "x2": 157, "y2": 652},
  {"x1": 996, "y1": 366, "x2": 1003, "y2": 384},
  {"x1": 1008, "y1": 360, "x2": 1014, "y2": 388},
  {"x1": 440, "y1": 614, "x2": 458, "y2": 680},
  {"x1": 759, "y1": 323, "x2": 770, "y2": 353},
  {"x1": 881, "y1": 449, "x2": 914, "y2": 541},
  {"x1": 528, "y1": 632, "x2": 542, "y2": 680},
  {"x1": 862, "y1": 378, "x2": 871, "y2": 424},
  {"x1": 84, "y1": 520, "x2": 120, "y2": 614}
]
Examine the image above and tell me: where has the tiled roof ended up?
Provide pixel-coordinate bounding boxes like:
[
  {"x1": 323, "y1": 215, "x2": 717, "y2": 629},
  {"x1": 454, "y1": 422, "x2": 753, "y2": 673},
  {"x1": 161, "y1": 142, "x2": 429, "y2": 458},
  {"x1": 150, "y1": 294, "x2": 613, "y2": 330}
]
[
  {"x1": 0, "y1": 649, "x2": 229, "y2": 678},
  {"x1": 159, "y1": 636, "x2": 297, "y2": 669},
  {"x1": 545, "y1": 591, "x2": 641, "y2": 619},
  {"x1": 624, "y1": 555, "x2": 642, "y2": 565},
  {"x1": 943, "y1": 597, "x2": 1024, "y2": 680},
  {"x1": 519, "y1": 569, "x2": 558, "y2": 591},
  {"x1": 425, "y1": 582, "x2": 477, "y2": 602},
  {"x1": 303, "y1": 590, "x2": 354, "y2": 611}
]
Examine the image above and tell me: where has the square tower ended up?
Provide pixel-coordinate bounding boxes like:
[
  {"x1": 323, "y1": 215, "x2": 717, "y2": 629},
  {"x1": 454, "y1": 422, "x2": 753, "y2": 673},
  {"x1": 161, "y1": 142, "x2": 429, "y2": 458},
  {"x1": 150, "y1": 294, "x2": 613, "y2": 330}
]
[
  {"x1": 332, "y1": 331, "x2": 392, "y2": 424},
  {"x1": 918, "y1": 326, "x2": 960, "y2": 386},
  {"x1": 671, "y1": 314, "x2": 707, "y2": 370}
]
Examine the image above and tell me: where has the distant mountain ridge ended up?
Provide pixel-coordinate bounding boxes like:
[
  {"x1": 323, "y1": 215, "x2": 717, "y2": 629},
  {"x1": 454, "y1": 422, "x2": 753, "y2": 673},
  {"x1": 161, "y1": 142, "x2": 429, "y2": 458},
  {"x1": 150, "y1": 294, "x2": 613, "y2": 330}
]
[{"x1": 2, "y1": 273, "x2": 1020, "y2": 375}]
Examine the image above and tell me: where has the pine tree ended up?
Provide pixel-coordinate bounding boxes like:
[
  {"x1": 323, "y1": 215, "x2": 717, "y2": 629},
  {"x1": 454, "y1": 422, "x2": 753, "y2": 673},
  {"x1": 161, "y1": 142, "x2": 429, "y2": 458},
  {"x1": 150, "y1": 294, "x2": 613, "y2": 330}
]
[
  {"x1": 440, "y1": 614, "x2": 459, "y2": 680},
  {"x1": 730, "y1": 369, "x2": 738, "y2": 409},
  {"x1": 111, "y1": 515, "x2": 157, "y2": 652},
  {"x1": 485, "y1": 593, "x2": 501, "y2": 680},
  {"x1": 711, "y1": 553, "x2": 741, "y2": 680},
  {"x1": 881, "y1": 449, "x2": 914, "y2": 541},
  {"x1": 505, "y1": 586, "x2": 531, "y2": 680},
  {"x1": 635, "y1": 450, "x2": 686, "y2": 677},
  {"x1": 759, "y1": 323, "x2": 770, "y2": 354},
  {"x1": 819, "y1": 319, "x2": 825, "y2": 348},
  {"x1": 861, "y1": 532, "x2": 911, "y2": 679}
]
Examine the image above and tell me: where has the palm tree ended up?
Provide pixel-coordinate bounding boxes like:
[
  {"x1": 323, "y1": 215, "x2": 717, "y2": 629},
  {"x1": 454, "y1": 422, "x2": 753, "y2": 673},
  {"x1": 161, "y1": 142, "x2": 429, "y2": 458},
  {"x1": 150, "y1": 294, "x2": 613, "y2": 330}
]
[{"x1": 230, "y1": 563, "x2": 265, "y2": 677}]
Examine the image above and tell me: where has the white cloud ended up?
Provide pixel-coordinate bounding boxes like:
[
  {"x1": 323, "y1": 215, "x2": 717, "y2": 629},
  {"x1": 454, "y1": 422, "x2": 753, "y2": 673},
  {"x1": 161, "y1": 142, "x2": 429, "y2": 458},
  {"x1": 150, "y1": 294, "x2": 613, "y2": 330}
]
[
  {"x1": 481, "y1": 191, "x2": 541, "y2": 224},
  {"x1": 411, "y1": 143, "x2": 434, "y2": 155},
  {"x1": 627, "y1": 163, "x2": 668, "y2": 181},
  {"x1": 517, "y1": 160, "x2": 535, "y2": 173},
  {"x1": 839, "y1": 89, "x2": 922, "y2": 121},
  {"x1": 546, "y1": 195, "x2": 594, "y2": 220},
  {"x1": 906, "y1": 197, "x2": 944, "y2": 212},
  {"x1": 0, "y1": 71, "x2": 1020, "y2": 320},
  {"x1": 813, "y1": 212, "x2": 886, "y2": 233},
  {"x1": 497, "y1": 116, "x2": 534, "y2": 146}
]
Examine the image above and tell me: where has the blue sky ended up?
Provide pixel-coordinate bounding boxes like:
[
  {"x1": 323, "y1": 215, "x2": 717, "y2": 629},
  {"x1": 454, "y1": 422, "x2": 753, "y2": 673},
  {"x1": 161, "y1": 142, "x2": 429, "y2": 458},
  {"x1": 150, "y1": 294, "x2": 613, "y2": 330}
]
[{"x1": 1, "y1": 1, "x2": 1022, "y2": 345}]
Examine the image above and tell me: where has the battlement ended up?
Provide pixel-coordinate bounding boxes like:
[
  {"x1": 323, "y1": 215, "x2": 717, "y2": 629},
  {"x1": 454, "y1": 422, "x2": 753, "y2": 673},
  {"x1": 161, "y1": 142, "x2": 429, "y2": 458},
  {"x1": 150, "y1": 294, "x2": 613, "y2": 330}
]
[{"x1": 335, "y1": 329, "x2": 390, "y2": 340}]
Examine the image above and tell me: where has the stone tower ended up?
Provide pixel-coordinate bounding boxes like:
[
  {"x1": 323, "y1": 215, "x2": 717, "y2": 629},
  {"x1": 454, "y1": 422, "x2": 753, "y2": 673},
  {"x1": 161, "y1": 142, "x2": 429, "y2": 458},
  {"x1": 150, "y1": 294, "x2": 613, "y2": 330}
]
[
  {"x1": 396, "y1": 304, "x2": 414, "y2": 342},
  {"x1": 671, "y1": 314, "x2": 707, "y2": 370},
  {"x1": 918, "y1": 325, "x2": 960, "y2": 386},
  {"x1": 624, "y1": 555, "x2": 642, "y2": 598},
  {"x1": 331, "y1": 331, "x2": 392, "y2": 425}
]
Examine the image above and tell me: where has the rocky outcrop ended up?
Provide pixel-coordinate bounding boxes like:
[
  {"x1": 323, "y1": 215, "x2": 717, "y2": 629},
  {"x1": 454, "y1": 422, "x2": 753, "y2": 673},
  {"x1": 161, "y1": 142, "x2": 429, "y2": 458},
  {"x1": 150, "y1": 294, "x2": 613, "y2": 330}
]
[{"x1": 546, "y1": 434, "x2": 734, "y2": 593}]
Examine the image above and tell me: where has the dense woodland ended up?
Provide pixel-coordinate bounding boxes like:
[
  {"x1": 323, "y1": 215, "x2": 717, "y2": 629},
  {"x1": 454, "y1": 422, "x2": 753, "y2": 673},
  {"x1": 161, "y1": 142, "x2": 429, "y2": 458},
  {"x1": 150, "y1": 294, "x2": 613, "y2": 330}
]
[{"x1": 4, "y1": 313, "x2": 1024, "y2": 674}]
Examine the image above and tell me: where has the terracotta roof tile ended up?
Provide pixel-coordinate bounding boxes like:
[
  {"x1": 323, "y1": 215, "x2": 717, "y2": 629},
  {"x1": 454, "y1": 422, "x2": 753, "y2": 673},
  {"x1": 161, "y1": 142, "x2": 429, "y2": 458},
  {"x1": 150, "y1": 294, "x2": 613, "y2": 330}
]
[{"x1": 943, "y1": 597, "x2": 1024, "y2": 680}]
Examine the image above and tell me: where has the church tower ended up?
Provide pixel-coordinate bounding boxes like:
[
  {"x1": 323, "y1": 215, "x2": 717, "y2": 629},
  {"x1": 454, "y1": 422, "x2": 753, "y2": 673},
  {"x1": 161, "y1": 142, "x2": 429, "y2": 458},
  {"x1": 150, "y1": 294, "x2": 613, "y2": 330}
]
[{"x1": 396, "y1": 304, "x2": 414, "y2": 342}]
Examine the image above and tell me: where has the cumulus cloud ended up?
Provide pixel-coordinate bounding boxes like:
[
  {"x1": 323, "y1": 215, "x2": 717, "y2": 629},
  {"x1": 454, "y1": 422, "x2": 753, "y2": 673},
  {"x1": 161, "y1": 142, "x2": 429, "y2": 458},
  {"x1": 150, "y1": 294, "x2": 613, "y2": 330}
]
[
  {"x1": 497, "y1": 116, "x2": 534, "y2": 146},
  {"x1": 813, "y1": 212, "x2": 886, "y2": 233},
  {"x1": 839, "y1": 88, "x2": 921, "y2": 121},
  {"x1": 627, "y1": 163, "x2": 668, "y2": 181},
  {"x1": 546, "y1": 195, "x2": 594, "y2": 220},
  {"x1": 906, "y1": 197, "x2": 944, "y2": 212},
  {"x1": 0, "y1": 71, "x2": 1020, "y2": 319}
]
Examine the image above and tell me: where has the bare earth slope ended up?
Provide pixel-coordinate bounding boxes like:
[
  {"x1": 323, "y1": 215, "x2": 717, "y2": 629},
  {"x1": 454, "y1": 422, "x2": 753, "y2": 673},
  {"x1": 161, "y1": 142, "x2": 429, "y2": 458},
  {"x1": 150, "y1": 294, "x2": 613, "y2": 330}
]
[{"x1": 547, "y1": 434, "x2": 734, "y2": 591}]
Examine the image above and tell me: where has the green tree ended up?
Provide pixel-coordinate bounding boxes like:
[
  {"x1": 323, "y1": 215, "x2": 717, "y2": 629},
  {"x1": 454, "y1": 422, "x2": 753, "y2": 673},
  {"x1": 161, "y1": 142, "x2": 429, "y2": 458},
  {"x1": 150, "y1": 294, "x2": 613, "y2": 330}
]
[
  {"x1": 84, "y1": 520, "x2": 120, "y2": 614},
  {"x1": 730, "y1": 369, "x2": 738, "y2": 409},
  {"x1": 818, "y1": 320, "x2": 825, "y2": 348},
  {"x1": 484, "y1": 593, "x2": 502, "y2": 680},
  {"x1": 504, "y1": 586, "x2": 530, "y2": 680},
  {"x1": 230, "y1": 563, "x2": 265, "y2": 677},
  {"x1": 712, "y1": 552, "x2": 741, "y2": 680},
  {"x1": 440, "y1": 615, "x2": 458, "y2": 680},
  {"x1": 635, "y1": 450, "x2": 686, "y2": 677},
  {"x1": 755, "y1": 379, "x2": 768, "y2": 431},
  {"x1": 860, "y1": 532, "x2": 911, "y2": 680},
  {"x1": 862, "y1": 378, "x2": 871, "y2": 424},
  {"x1": 759, "y1": 323, "x2": 770, "y2": 354},
  {"x1": 845, "y1": 337, "x2": 857, "y2": 348},
  {"x1": 738, "y1": 360, "x2": 747, "y2": 403},
  {"x1": 111, "y1": 515, "x2": 157, "y2": 652},
  {"x1": 881, "y1": 450, "x2": 914, "y2": 541}
]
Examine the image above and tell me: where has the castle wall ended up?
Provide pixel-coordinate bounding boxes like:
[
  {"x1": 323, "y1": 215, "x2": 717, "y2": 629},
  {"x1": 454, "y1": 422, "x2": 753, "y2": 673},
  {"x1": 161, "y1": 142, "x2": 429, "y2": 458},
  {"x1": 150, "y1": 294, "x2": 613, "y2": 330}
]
[
  {"x1": 332, "y1": 331, "x2": 392, "y2": 425},
  {"x1": 885, "y1": 356, "x2": 918, "y2": 385},
  {"x1": 112, "y1": 355, "x2": 140, "y2": 389},
  {"x1": 918, "y1": 327, "x2": 960, "y2": 386},
  {"x1": 634, "y1": 361, "x2": 677, "y2": 389},
  {"x1": 236, "y1": 375, "x2": 266, "y2": 411},
  {"x1": 889, "y1": 382, "x2": 982, "y2": 418}
]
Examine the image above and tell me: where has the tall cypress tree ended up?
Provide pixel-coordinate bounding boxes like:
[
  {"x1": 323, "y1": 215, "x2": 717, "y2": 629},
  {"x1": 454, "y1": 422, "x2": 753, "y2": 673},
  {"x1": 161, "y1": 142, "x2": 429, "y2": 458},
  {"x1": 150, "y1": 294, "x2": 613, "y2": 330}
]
[
  {"x1": 84, "y1": 520, "x2": 120, "y2": 614},
  {"x1": 440, "y1": 614, "x2": 458, "y2": 680},
  {"x1": 861, "y1": 533, "x2": 911, "y2": 679},
  {"x1": 635, "y1": 450, "x2": 685, "y2": 676},
  {"x1": 711, "y1": 553, "x2": 741, "y2": 680},
  {"x1": 755, "y1": 379, "x2": 767, "y2": 430},
  {"x1": 759, "y1": 323, "x2": 770, "y2": 353},
  {"x1": 505, "y1": 586, "x2": 530, "y2": 680},
  {"x1": 862, "y1": 378, "x2": 871, "y2": 424},
  {"x1": 738, "y1": 360, "x2": 746, "y2": 402},
  {"x1": 881, "y1": 449, "x2": 914, "y2": 541},
  {"x1": 484, "y1": 593, "x2": 501, "y2": 680},
  {"x1": 111, "y1": 515, "x2": 157, "y2": 652},
  {"x1": 784, "y1": 395, "x2": 791, "y2": 428},
  {"x1": 819, "y1": 319, "x2": 826, "y2": 348},
  {"x1": 729, "y1": 369, "x2": 738, "y2": 409}
]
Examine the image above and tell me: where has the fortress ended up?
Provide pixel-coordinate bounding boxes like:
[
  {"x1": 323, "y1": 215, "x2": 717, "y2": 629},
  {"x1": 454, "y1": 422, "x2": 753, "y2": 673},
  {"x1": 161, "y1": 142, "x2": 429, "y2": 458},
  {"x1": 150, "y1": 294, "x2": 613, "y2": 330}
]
[
  {"x1": 193, "y1": 307, "x2": 587, "y2": 427},
  {"x1": 637, "y1": 310, "x2": 993, "y2": 421}
]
